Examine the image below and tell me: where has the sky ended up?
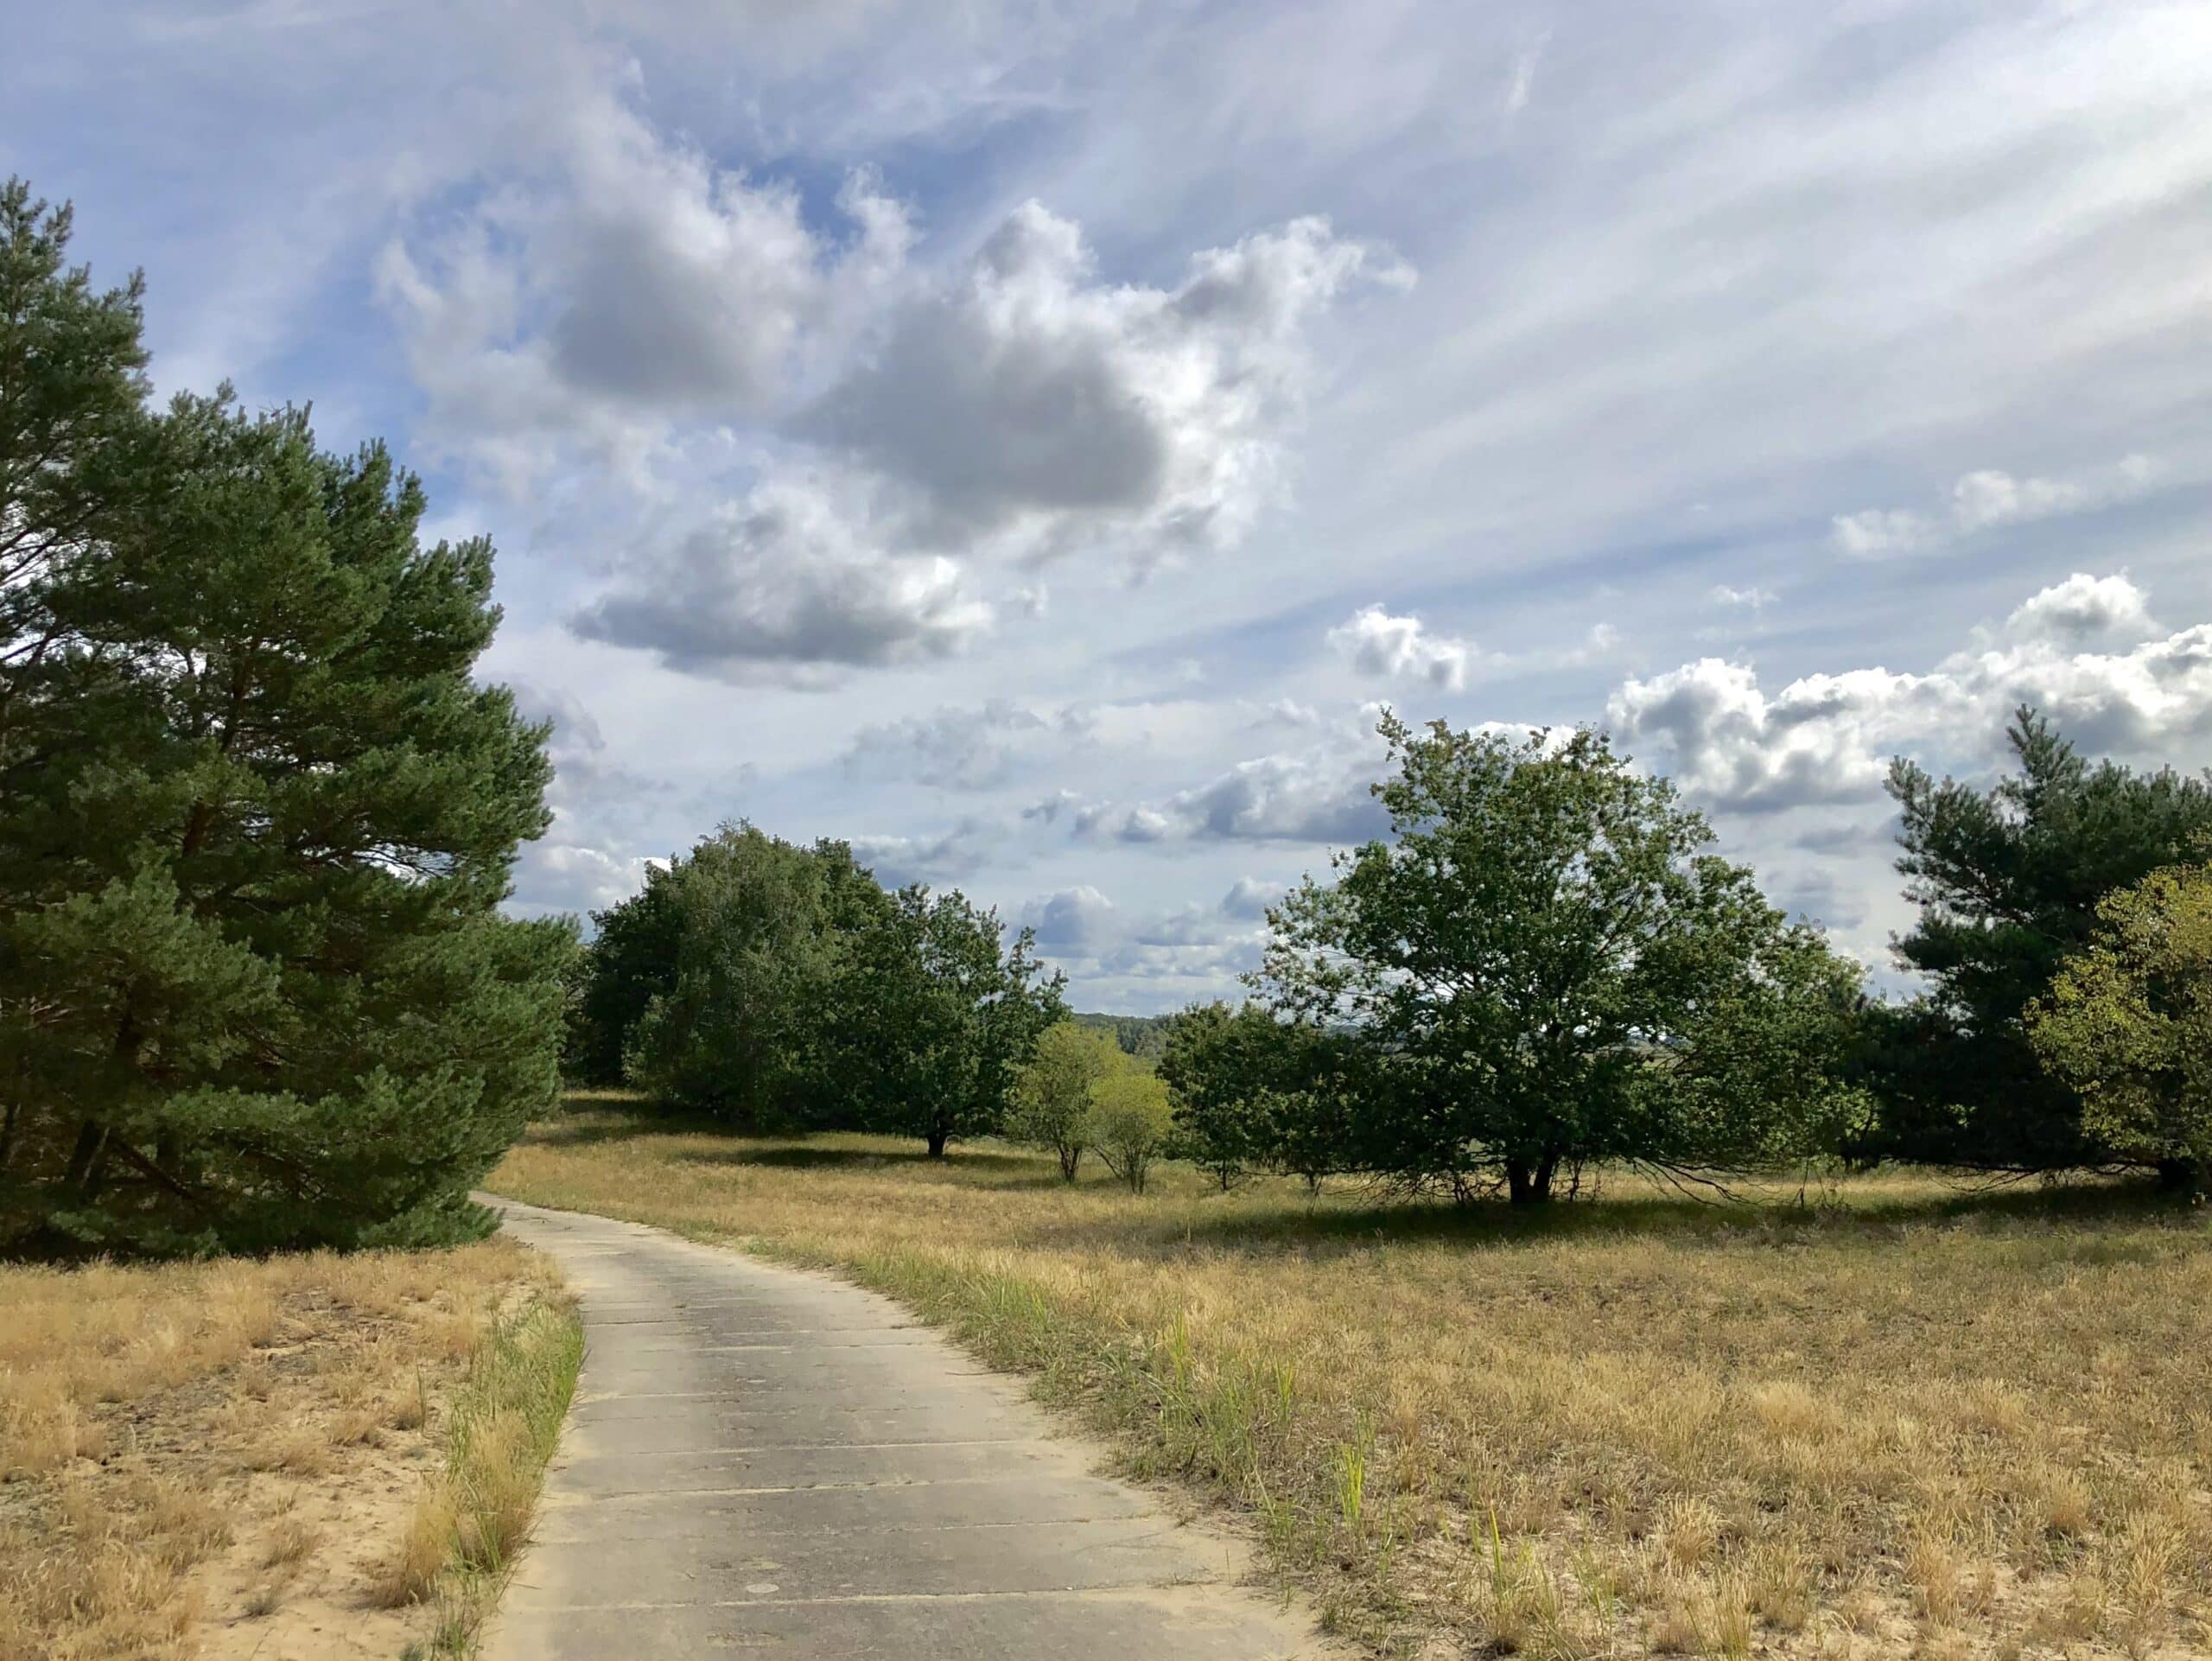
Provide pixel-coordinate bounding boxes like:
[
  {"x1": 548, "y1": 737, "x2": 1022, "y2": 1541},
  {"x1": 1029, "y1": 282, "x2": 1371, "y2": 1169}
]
[{"x1": 9, "y1": 0, "x2": 2211, "y2": 1011}]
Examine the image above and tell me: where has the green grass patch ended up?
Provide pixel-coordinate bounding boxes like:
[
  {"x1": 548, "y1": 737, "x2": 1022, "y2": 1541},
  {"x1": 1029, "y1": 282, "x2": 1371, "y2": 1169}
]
[{"x1": 391, "y1": 1293, "x2": 583, "y2": 1658}]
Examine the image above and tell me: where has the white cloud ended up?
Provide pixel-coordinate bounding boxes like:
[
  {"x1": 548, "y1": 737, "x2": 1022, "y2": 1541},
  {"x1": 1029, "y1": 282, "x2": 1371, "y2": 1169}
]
[
  {"x1": 1021, "y1": 884, "x2": 1120, "y2": 951},
  {"x1": 1708, "y1": 583, "x2": 1777, "y2": 611},
  {"x1": 1328, "y1": 604, "x2": 1475, "y2": 689},
  {"x1": 1020, "y1": 882, "x2": 1269, "y2": 1002},
  {"x1": 1832, "y1": 456, "x2": 2160, "y2": 558},
  {"x1": 2003, "y1": 571, "x2": 2160, "y2": 646},
  {"x1": 1611, "y1": 572, "x2": 2212, "y2": 812},
  {"x1": 1067, "y1": 708, "x2": 1391, "y2": 844},
  {"x1": 510, "y1": 841, "x2": 655, "y2": 918},
  {"x1": 1220, "y1": 876, "x2": 1287, "y2": 919},
  {"x1": 849, "y1": 818, "x2": 1007, "y2": 888}
]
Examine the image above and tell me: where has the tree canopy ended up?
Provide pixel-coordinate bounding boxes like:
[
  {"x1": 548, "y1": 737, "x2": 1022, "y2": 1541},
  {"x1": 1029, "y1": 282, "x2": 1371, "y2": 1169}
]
[
  {"x1": 1869, "y1": 710, "x2": 2212, "y2": 1178},
  {"x1": 619, "y1": 826, "x2": 888, "y2": 1124},
  {"x1": 2027, "y1": 863, "x2": 2212, "y2": 1199},
  {"x1": 0, "y1": 183, "x2": 567, "y2": 1253},
  {"x1": 1255, "y1": 715, "x2": 1866, "y2": 1202},
  {"x1": 830, "y1": 887, "x2": 1065, "y2": 1156}
]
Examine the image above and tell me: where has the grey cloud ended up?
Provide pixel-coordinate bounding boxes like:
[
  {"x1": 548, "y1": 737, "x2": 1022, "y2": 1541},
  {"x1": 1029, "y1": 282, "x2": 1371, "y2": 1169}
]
[
  {"x1": 804, "y1": 201, "x2": 1408, "y2": 564},
  {"x1": 378, "y1": 80, "x2": 912, "y2": 486},
  {"x1": 1074, "y1": 754, "x2": 1388, "y2": 846},
  {"x1": 569, "y1": 476, "x2": 994, "y2": 680},
  {"x1": 850, "y1": 818, "x2": 1007, "y2": 888},
  {"x1": 844, "y1": 699, "x2": 1085, "y2": 790},
  {"x1": 1021, "y1": 885, "x2": 1120, "y2": 951},
  {"x1": 1220, "y1": 876, "x2": 1286, "y2": 919}
]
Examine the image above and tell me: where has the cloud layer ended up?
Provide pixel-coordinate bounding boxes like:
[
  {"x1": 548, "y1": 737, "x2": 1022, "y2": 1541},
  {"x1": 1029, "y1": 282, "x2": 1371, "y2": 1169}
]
[{"x1": 1610, "y1": 574, "x2": 2212, "y2": 813}]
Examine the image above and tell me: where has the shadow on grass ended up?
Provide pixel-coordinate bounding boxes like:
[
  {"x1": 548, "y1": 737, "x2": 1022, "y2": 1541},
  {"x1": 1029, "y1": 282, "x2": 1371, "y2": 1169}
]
[
  {"x1": 675, "y1": 1143, "x2": 1039, "y2": 1176},
  {"x1": 1159, "y1": 1172, "x2": 2197, "y2": 1261},
  {"x1": 530, "y1": 1098, "x2": 2198, "y2": 1256},
  {"x1": 526, "y1": 1104, "x2": 1040, "y2": 1177}
]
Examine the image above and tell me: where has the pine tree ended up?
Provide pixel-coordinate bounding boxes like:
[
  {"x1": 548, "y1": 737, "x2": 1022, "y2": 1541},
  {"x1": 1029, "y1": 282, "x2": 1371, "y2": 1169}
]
[
  {"x1": 0, "y1": 186, "x2": 568, "y2": 1253},
  {"x1": 1872, "y1": 710, "x2": 2212, "y2": 1178}
]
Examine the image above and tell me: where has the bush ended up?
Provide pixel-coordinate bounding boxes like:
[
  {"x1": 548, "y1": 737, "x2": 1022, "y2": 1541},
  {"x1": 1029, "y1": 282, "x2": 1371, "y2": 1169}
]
[
  {"x1": 2027, "y1": 863, "x2": 2212, "y2": 1198},
  {"x1": 1086, "y1": 1067, "x2": 1173, "y2": 1194},
  {"x1": 1008, "y1": 1021, "x2": 1123, "y2": 1180}
]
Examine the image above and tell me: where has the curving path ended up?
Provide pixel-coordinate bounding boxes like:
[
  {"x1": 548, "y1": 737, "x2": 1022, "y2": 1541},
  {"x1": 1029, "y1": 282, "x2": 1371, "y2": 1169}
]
[{"x1": 480, "y1": 1196, "x2": 1326, "y2": 1660}]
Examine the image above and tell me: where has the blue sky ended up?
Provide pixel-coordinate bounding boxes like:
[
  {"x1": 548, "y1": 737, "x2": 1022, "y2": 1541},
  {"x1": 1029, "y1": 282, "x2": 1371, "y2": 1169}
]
[{"x1": 9, "y1": 1, "x2": 2211, "y2": 1009}]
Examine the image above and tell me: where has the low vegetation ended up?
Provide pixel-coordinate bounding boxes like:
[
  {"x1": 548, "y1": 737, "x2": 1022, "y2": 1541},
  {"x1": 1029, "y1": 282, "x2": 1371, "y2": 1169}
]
[
  {"x1": 495, "y1": 1104, "x2": 2211, "y2": 1661},
  {"x1": 385, "y1": 1292, "x2": 583, "y2": 1657},
  {"x1": 0, "y1": 1239, "x2": 570, "y2": 1661}
]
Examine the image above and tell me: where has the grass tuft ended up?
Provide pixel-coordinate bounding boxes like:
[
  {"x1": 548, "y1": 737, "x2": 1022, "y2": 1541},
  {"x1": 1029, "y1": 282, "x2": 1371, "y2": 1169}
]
[{"x1": 378, "y1": 1296, "x2": 582, "y2": 1653}]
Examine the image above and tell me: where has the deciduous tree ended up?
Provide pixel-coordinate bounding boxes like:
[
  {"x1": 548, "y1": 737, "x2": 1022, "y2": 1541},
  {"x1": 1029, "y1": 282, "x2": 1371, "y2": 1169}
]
[
  {"x1": 2027, "y1": 864, "x2": 2212, "y2": 1199},
  {"x1": 1007, "y1": 1019, "x2": 1121, "y2": 1180},
  {"x1": 622, "y1": 826, "x2": 888, "y2": 1124},
  {"x1": 1086, "y1": 1066, "x2": 1173, "y2": 1193},
  {"x1": 1256, "y1": 715, "x2": 1863, "y2": 1204},
  {"x1": 833, "y1": 888, "x2": 1064, "y2": 1156}
]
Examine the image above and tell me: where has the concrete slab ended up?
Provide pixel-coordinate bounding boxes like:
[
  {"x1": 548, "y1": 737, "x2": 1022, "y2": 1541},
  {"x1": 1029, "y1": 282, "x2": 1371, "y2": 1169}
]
[{"x1": 480, "y1": 1197, "x2": 1330, "y2": 1660}]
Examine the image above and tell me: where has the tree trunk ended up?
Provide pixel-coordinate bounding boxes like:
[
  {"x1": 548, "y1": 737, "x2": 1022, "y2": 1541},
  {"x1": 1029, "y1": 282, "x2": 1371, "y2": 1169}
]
[
  {"x1": 2153, "y1": 1157, "x2": 2198, "y2": 1193},
  {"x1": 64, "y1": 1119, "x2": 106, "y2": 1193},
  {"x1": 1058, "y1": 1145, "x2": 1081, "y2": 1182},
  {"x1": 925, "y1": 1129, "x2": 949, "y2": 1159},
  {"x1": 1504, "y1": 1154, "x2": 1558, "y2": 1206}
]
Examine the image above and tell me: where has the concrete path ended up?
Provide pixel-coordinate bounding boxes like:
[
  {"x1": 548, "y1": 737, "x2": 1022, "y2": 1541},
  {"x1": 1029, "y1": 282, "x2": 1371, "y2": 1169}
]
[{"x1": 480, "y1": 1197, "x2": 1325, "y2": 1660}]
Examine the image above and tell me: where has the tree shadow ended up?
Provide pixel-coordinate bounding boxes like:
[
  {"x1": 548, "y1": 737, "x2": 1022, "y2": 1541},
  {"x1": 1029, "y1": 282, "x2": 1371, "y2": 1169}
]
[
  {"x1": 673, "y1": 1143, "x2": 1040, "y2": 1176},
  {"x1": 1156, "y1": 1171, "x2": 2195, "y2": 1260}
]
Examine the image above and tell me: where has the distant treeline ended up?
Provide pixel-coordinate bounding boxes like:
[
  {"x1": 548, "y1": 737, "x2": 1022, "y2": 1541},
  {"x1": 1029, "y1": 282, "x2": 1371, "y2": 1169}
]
[
  {"x1": 1070, "y1": 1013, "x2": 1176, "y2": 1061},
  {"x1": 571, "y1": 710, "x2": 2212, "y2": 1203}
]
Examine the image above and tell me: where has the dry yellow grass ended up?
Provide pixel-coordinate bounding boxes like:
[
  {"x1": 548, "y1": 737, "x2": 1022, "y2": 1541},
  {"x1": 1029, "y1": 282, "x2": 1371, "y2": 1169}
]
[
  {"x1": 493, "y1": 1098, "x2": 2212, "y2": 1660},
  {"x1": 0, "y1": 1239, "x2": 563, "y2": 1661}
]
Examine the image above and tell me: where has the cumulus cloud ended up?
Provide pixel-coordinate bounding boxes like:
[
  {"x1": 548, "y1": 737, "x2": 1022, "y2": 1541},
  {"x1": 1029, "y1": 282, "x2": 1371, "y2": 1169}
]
[
  {"x1": 1328, "y1": 604, "x2": 1476, "y2": 689},
  {"x1": 501, "y1": 681, "x2": 663, "y2": 917},
  {"x1": 2003, "y1": 570, "x2": 2160, "y2": 646},
  {"x1": 511, "y1": 840, "x2": 656, "y2": 918},
  {"x1": 1020, "y1": 883, "x2": 1268, "y2": 996},
  {"x1": 1022, "y1": 885, "x2": 1120, "y2": 951},
  {"x1": 1832, "y1": 456, "x2": 2158, "y2": 557},
  {"x1": 806, "y1": 202, "x2": 1410, "y2": 567},
  {"x1": 1220, "y1": 876, "x2": 1287, "y2": 918},
  {"x1": 569, "y1": 474, "x2": 995, "y2": 680},
  {"x1": 1609, "y1": 572, "x2": 2212, "y2": 812}
]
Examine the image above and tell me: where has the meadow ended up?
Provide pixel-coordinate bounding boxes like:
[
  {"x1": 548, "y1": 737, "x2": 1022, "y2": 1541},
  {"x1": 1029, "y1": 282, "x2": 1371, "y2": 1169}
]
[
  {"x1": 492, "y1": 1096, "x2": 2212, "y2": 1661},
  {"x1": 0, "y1": 1239, "x2": 578, "y2": 1661}
]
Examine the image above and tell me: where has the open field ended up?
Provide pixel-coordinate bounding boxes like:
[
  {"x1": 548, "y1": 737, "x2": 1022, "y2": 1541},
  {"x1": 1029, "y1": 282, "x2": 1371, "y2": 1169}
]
[
  {"x1": 492, "y1": 1096, "x2": 2212, "y2": 1661},
  {"x1": 0, "y1": 1238, "x2": 578, "y2": 1661}
]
